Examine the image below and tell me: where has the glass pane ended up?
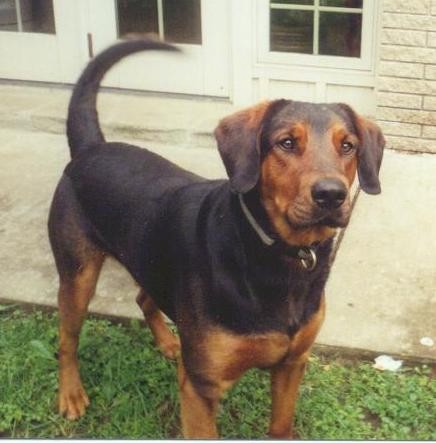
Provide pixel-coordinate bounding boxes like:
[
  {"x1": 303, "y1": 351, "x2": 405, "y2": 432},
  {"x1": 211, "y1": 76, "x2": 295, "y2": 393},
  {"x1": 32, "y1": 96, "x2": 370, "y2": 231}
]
[
  {"x1": 163, "y1": 0, "x2": 201, "y2": 44},
  {"x1": 117, "y1": 0, "x2": 158, "y2": 38},
  {"x1": 270, "y1": 9, "x2": 313, "y2": 53},
  {"x1": 320, "y1": 0, "x2": 363, "y2": 7},
  {"x1": 20, "y1": 0, "x2": 55, "y2": 34},
  {"x1": 271, "y1": 0, "x2": 314, "y2": 5},
  {"x1": 0, "y1": 0, "x2": 18, "y2": 31},
  {"x1": 319, "y1": 12, "x2": 361, "y2": 57}
]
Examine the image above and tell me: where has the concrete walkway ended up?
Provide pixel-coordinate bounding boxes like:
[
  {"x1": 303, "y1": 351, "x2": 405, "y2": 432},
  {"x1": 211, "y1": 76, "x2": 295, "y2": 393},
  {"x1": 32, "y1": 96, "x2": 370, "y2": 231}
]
[{"x1": 0, "y1": 83, "x2": 435, "y2": 362}]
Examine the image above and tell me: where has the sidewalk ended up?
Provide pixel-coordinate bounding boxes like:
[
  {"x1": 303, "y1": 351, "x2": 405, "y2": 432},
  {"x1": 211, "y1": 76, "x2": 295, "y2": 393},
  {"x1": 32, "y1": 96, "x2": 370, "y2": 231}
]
[{"x1": 0, "y1": 83, "x2": 435, "y2": 362}]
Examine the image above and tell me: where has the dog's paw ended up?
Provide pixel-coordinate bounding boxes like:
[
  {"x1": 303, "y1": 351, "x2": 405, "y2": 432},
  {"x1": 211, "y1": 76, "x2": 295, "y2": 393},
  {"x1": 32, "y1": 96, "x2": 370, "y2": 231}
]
[
  {"x1": 158, "y1": 335, "x2": 181, "y2": 360},
  {"x1": 59, "y1": 384, "x2": 90, "y2": 420},
  {"x1": 268, "y1": 426, "x2": 299, "y2": 440}
]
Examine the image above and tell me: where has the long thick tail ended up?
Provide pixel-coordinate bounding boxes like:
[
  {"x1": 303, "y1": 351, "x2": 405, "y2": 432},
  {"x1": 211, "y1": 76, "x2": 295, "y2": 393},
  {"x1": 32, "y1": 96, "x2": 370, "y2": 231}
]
[{"x1": 67, "y1": 38, "x2": 178, "y2": 158}]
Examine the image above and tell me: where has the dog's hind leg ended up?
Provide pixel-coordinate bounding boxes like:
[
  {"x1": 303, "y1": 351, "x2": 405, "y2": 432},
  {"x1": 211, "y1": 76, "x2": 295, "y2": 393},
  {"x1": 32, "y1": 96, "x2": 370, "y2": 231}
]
[
  {"x1": 48, "y1": 177, "x2": 106, "y2": 419},
  {"x1": 136, "y1": 289, "x2": 180, "y2": 359},
  {"x1": 56, "y1": 252, "x2": 104, "y2": 419}
]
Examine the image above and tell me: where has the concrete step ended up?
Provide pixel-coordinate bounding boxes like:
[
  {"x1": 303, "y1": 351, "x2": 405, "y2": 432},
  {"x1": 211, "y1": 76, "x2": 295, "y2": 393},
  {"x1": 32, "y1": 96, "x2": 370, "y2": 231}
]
[{"x1": 0, "y1": 83, "x2": 235, "y2": 150}]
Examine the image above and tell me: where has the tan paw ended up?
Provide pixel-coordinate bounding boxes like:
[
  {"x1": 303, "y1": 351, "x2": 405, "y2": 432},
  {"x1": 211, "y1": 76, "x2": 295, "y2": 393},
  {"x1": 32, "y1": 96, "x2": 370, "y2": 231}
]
[
  {"x1": 59, "y1": 384, "x2": 90, "y2": 420},
  {"x1": 158, "y1": 335, "x2": 181, "y2": 360},
  {"x1": 268, "y1": 426, "x2": 296, "y2": 440}
]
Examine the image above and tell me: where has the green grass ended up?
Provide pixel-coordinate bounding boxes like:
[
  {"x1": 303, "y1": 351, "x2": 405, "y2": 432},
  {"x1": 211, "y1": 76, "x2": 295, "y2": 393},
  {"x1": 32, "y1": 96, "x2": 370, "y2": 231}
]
[{"x1": 0, "y1": 304, "x2": 435, "y2": 439}]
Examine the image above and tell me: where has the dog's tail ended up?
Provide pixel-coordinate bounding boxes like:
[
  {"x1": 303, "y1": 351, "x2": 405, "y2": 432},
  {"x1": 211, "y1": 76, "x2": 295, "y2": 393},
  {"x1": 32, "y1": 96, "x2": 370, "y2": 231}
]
[{"x1": 67, "y1": 37, "x2": 178, "y2": 158}]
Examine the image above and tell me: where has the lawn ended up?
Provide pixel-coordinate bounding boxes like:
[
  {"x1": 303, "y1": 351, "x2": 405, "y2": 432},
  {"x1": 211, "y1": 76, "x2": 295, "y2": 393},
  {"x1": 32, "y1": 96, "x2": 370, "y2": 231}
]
[{"x1": 0, "y1": 304, "x2": 435, "y2": 439}]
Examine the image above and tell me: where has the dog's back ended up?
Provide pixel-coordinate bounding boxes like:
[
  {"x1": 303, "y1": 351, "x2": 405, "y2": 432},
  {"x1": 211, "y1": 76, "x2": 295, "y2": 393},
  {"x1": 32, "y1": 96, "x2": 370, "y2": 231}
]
[{"x1": 50, "y1": 39, "x2": 223, "y2": 315}]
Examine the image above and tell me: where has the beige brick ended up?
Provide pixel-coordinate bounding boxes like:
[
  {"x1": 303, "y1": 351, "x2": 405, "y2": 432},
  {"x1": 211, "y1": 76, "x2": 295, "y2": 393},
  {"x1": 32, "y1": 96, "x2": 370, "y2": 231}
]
[
  {"x1": 383, "y1": 13, "x2": 436, "y2": 31},
  {"x1": 378, "y1": 76, "x2": 436, "y2": 95},
  {"x1": 381, "y1": 29, "x2": 427, "y2": 46},
  {"x1": 377, "y1": 91, "x2": 422, "y2": 109},
  {"x1": 378, "y1": 61, "x2": 424, "y2": 79},
  {"x1": 425, "y1": 65, "x2": 436, "y2": 79},
  {"x1": 432, "y1": 0, "x2": 436, "y2": 14},
  {"x1": 422, "y1": 125, "x2": 436, "y2": 138},
  {"x1": 383, "y1": 0, "x2": 430, "y2": 14},
  {"x1": 428, "y1": 32, "x2": 436, "y2": 47},
  {"x1": 423, "y1": 95, "x2": 436, "y2": 110},
  {"x1": 378, "y1": 107, "x2": 436, "y2": 125},
  {"x1": 383, "y1": 135, "x2": 436, "y2": 153},
  {"x1": 381, "y1": 45, "x2": 436, "y2": 64},
  {"x1": 378, "y1": 120, "x2": 422, "y2": 137}
]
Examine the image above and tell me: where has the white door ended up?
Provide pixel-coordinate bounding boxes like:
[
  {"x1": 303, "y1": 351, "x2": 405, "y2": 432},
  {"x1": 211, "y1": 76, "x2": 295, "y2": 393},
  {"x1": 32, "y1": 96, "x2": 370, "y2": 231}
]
[
  {"x1": 254, "y1": 0, "x2": 379, "y2": 115},
  {"x1": 88, "y1": 0, "x2": 230, "y2": 97},
  {"x1": 0, "y1": 0, "x2": 84, "y2": 83}
]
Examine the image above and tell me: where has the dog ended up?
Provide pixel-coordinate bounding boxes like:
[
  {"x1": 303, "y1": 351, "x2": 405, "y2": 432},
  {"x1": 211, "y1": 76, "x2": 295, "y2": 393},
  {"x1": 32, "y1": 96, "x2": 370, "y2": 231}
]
[{"x1": 48, "y1": 38, "x2": 384, "y2": 438}]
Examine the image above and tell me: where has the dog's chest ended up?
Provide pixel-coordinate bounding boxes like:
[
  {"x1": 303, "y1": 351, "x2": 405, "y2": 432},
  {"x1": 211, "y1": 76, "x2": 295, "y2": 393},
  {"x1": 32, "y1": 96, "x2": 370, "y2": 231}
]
[{"x1": 203, "y1": 302, "x2": 324, "y2": 381}]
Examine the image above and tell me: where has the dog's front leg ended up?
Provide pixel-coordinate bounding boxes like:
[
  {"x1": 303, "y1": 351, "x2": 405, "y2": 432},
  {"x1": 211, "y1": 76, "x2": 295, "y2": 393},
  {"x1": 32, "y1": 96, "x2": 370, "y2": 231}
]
[
  {"x1": 269, "y1": 294, "x2": 326, "y2": 438},
  {"x1": 268, "y1": 353, "x2": 309, "y2": 439},
  {"x1": 177, "y1": 359, "x2": 221, "y2": 438}
]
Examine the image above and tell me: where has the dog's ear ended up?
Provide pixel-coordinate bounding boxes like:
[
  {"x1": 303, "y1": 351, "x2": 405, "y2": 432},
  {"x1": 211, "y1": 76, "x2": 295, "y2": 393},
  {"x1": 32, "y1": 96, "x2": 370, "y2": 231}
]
[
  {"x1": 214, "y1": 101, "x2": 274, "y2": 193},
  {"x1": 337, "y1": 104, "x2": 385, "y2": 195},
  {"x1": 356, "y1": 117, "x2": 385, "y2": 194}
]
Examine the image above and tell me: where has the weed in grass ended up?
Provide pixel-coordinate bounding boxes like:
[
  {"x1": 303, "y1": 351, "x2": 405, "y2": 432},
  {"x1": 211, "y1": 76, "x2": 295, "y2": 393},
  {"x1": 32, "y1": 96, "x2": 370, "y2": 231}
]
[{"x1": 0, "y1": 305, "x2": 435, "y2": 439}]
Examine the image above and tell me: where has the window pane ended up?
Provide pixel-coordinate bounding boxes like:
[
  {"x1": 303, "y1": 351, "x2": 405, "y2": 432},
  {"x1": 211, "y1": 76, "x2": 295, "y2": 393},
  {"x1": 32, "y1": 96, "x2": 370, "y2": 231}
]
[
  {"x1": 271, "y1": 9, "x2": 313, "y2": 53},
  {"x1": 320, "y1": 0, "x2": 363, "y2": 8},
  {"x1": 319, "y1": 12, "x2": 361, "y2": 57},
  {"x1": 117, "y1": 0, "x2": 158, "y2": 37},
  {"x1": 20, "y1": 0, "x2": 55, "y2": 34},
  {"x1": 271, "y1": 0, "x2": 314, "y2": 5},
  {"x1": 163, "y1": 0, "x2": 201, "y2": 44},
  {"x1": 0, "y1": 0, "x2": 18, "y2": 31}
]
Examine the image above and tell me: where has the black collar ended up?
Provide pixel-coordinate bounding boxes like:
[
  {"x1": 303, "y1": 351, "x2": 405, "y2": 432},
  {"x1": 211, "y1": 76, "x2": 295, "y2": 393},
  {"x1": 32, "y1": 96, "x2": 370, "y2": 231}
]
[{"x1": 238, "y1": 193, "x2": 318, "y2": 271}]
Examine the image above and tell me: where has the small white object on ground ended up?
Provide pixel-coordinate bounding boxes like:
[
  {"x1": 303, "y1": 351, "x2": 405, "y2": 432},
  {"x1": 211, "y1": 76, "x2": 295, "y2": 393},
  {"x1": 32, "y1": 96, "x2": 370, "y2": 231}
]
[
  {"x1": 373, "y1": 355, "x2": 403, "y2": 372},
  {"x1": 420, "y1": 337, "x2": 434, "y2": 347}
]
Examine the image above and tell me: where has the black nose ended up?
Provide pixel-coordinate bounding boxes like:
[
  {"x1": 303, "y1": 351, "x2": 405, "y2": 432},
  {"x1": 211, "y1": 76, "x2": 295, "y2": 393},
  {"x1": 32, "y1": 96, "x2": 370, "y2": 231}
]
[{"x1": 311, "y1": 179, "x2": 347, "y2": 210}]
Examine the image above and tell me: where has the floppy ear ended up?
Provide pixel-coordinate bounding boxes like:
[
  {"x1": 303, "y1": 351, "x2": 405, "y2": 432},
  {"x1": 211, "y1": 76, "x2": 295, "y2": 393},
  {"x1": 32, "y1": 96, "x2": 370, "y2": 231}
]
[
  {"x1": 214, "y1": 101, "x2": 273, "y2": 193},
  {"x1": 355, "y1": 117, "x2": 386, "y2": 195},
  {"x1": 337, "y1": 104, "x2": 385, "y2": 195}
]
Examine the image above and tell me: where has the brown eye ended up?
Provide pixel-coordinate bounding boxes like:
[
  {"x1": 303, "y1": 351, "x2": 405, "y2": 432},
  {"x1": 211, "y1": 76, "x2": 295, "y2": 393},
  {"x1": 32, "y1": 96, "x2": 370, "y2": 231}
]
[
  {"x1": 279, "y1": 138, "x2": 295, "y2": 151},
  {"x1": 341, "y1": 141, "x2": 355, "y2": 154}
]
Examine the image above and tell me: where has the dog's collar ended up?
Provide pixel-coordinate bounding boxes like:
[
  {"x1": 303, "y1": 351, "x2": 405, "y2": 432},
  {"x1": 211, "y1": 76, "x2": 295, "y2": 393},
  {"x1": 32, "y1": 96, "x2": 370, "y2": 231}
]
[
  {"x1": 238, "y1": 193, "x2": 275, "y2": 246},
  {"x1": 238, "y1": 194, "x2": 318, "y2": 271}
]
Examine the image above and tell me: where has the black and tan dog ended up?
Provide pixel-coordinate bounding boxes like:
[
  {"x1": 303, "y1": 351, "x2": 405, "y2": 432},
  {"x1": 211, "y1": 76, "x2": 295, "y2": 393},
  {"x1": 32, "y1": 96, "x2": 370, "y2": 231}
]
[{"x1": 48, "y1": 38, "x2": 384, "y2": 438}]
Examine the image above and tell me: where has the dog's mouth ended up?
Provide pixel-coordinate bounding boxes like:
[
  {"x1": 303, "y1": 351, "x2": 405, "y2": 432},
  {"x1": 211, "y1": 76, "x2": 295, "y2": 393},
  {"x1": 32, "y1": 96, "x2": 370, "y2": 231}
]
[{"x1": 286, "y1": 207, "x2": 350, "y2": 230}]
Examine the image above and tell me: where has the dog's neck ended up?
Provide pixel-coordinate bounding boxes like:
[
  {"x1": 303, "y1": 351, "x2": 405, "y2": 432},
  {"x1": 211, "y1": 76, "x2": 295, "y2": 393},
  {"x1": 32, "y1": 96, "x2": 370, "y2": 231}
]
[{"x1": 237, "y1": 189, "x2": 328, "y2": 271}]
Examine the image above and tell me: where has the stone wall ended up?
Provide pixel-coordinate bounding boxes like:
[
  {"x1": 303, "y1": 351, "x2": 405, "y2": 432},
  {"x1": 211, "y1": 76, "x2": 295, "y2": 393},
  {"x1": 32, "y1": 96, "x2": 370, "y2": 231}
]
[{"x1": 376, "y1": 0, "x2": 436, "y2": 153}]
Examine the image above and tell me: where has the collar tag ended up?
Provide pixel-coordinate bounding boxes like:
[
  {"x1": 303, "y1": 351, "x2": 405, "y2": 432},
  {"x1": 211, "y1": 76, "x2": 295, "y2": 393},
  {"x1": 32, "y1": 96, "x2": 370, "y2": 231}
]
[{"x1": 298, "y1": 247, "x2": 317, "y2": 271}]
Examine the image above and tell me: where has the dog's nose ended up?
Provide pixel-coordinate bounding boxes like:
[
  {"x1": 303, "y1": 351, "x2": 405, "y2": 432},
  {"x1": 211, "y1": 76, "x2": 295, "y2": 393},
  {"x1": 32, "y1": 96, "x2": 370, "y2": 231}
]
[{"x1": 311, "y1": 179, "x2": 347, "y2": 210}]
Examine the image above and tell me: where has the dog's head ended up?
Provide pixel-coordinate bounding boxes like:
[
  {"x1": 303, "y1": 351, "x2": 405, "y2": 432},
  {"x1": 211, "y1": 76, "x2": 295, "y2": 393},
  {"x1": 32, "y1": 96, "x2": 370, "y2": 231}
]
[{"x1": 214, "y1": 100, "x2": 385, "y2": 246}]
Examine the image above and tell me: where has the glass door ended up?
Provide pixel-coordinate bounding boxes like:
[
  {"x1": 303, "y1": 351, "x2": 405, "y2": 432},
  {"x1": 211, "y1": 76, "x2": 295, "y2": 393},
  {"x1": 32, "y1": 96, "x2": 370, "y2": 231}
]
[
  {"x1": 0, "y1": 0, "x2": 83, "y2": 83},
  {"x1": 88, "y1": 0, "x2": 230, "y2": 97}
]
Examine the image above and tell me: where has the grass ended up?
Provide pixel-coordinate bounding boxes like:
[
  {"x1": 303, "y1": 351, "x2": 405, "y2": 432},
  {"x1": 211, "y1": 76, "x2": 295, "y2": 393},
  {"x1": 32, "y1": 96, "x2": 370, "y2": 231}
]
[{"x1": 0, "y1": 304, "x2": 435, "y2": 439}]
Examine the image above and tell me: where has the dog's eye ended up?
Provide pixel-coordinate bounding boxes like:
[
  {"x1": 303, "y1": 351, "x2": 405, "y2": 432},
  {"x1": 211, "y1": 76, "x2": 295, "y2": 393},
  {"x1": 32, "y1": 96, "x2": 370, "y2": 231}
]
[
  {"x1": 341, "y1": 141, "x2": 355, "y2": 154},
  {"x1": 279, "y1": 138, "x2": 295, "y2": 151}
]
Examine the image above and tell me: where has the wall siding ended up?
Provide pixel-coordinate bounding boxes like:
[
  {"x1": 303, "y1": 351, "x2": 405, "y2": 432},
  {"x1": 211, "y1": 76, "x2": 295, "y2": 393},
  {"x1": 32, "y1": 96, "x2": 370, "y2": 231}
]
[{"x1": 377, "y1": 0, "x2": 436, "y2": 153}]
